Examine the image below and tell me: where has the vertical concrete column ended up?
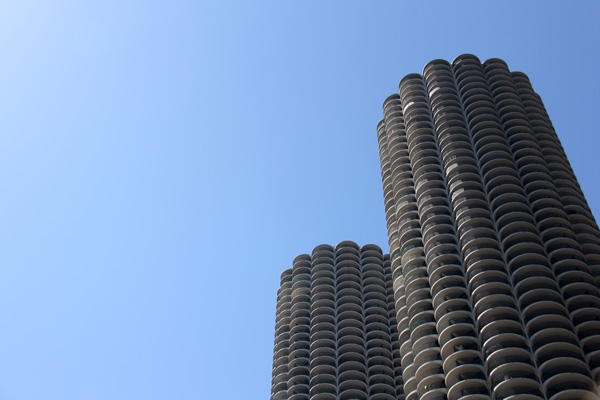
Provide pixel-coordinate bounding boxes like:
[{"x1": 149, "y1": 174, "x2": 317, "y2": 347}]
[
  {"x1": 508, "y1": 69, "x2": 600, "y2": 387},
  {"x1": 481, "y1": 58, "x2": 597, "y2": 399},
  {"x1": 334, "y1": 242, "x2": 368, "y2": 400},
  {"x1": 360, "y1": 245, "x2": 397, "y2": 399},
  {"x1": 423, "y1": 58, "x2": 491, "y2": 400},
  {"x1": 379, "y1": 94, "x2": 418, "y2": 400},
  {"x1": 383, "y1": 253, "x2": 405, "y2": 399},
  {"x1": 451, "y1": 54, "x2": 544, "y2": 400},
  {"x1": 287, "y1": 255, "x2": 312, "y2": 400},
  {"x1": 272, "y1": 269, "x2": 293, "y2": 400},
  {"x1": 308, "y1": 245, "x2": 336, "y2": 400},
  {"x1": 399, "y1": 74, "x2": 448, "y2": 400}
]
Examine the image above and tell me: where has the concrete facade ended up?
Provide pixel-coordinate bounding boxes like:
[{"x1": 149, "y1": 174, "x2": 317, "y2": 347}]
[
  {"x1": 378, "y1": 55, "x2": 600, "y2": 400},
  {"x1": 271, "y1": 55, "x2": 600, "y2": 400}
]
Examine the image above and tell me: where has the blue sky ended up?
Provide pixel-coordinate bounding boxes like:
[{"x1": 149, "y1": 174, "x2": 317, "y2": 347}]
[{"x1": 0, "y1": 1, "x2": 599, "y2": 399}]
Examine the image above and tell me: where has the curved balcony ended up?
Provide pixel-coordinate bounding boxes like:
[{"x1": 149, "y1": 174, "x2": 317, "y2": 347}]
[
  {"x1": 492, "y1": 377, "x2": 543, "y2": 400},
  {"x1": 412, "y1": 334, "x2": 440, "y2": 356},
  {"x1": 518, "y1": 288, "x2": 564, "y2": 311},
  {"x1": 530, "y1": 327, "x2": 579, "y2": 354},
  {"x1": 443, "y1": 349, "x2": 483, "y2": 372},
  {"x1": 337, "y1": 333, "x2": 364, "y2": 349},
  {"x1": 438, "y1": 323, "x2": 476, "y2": 349},
  {"x1": 539, "y1": 356, "x2": 590, "y2": 384},
  {"x1": 483, "y1": 332, "x2": 529, "y2": 360},
  {"x1": 446, "y1": 378, "x2": 489, "y2": 400},
  {"x1": 544, "y1": 372, "x2": 596, "y2": 400},
  {"x1": 485, "y1": 347, "x2": 534, "y2": 375},
  {"x1": 308, "y1": 382, "x2": 337, "y2": 399},
  {"x1": 444, "y1": 363, "x2": 485, "y2": 388},
  {"x1": 525, "y1": 313, "x2": 572, "y2": 338},
  {"x1": 417, "y1": 373, "x2": 446, "y2": 399},
  {"x1": 441, "y1": 335, "x2": 479, "y2": 360},
  {"x1": 534, "y1": 341, "x2": 586, "y2": 367}
]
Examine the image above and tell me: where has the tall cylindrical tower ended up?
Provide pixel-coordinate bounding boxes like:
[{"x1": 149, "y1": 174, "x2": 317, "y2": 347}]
[
  {"x1": 377, "y1": 55, "x2": 600, "y2": 400},
  {"x1": 270, "y1": 241, "x2": 403, "y2": 400}
]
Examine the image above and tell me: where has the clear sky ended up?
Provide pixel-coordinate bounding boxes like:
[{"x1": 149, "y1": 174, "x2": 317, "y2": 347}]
[{"x1": 0, "y1": 1, "x2": 599, "y2": 399}]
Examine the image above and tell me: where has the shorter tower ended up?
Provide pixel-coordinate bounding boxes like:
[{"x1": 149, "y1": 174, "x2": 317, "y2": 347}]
[{"x1": 270, "y1": 241, "x2": 404, "y2": 400}]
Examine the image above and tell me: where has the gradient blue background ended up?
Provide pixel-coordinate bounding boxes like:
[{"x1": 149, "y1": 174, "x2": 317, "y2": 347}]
[{"x1": 0, "y1": 1, "x2": 599, "y2": 399}]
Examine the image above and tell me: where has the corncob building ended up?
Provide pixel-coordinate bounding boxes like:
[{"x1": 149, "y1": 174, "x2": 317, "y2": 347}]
[
  {"x1": 272, "y1": 55, "x2": 600, "y2": 400},
  {"x1": 271, "y1": 242, "x2": 403, "y2": 400}
]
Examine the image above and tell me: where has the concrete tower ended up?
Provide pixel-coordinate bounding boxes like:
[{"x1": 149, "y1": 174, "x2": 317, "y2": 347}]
[
  {"x1": 270, "y1": 241, "x2": 403, "y2": 400},
  {"x1": 377, "y1": 54, "x2": 600, "y2": 400}
]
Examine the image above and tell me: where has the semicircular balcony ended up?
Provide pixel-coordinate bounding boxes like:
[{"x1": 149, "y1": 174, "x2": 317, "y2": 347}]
[
  {"x1": 517, "y1": 288, "x2": 564, "y2": 311},
  {"x1": 522, "y1": 300, "x2": 570, "y2": 327},
  {"x1": 412, "y1": 333, "x2": 440, "y2": 356},
  {"x1": 428, "y1": 262, "x2": 462, "y2": 285},
  {"x1": 534, "y1": 341, "x2": 586, "y2": 367},
  {"x1": 479, "y1": 318, "x2": 523, "y2": 342},
  {"x1": 468, "y1": 267, "x2": 509, "y2": 290},
  {"x1": 432, "y1": 286, "x2": 468, "y2": 312},
  {"x1": 310, "y1": 296, "x2": 335, "y2": 311},
  {"x1": 337, "y1": 325, "x2": 364, "y2": 342},
  {"x1": 365, "y1": 320, "x2": 390, "y2": 337},
  {"x1": 336, "y1": 321, "x2": 364, "y2": 339},
  {"x1": 539, "y1": 356, "x2": 591, "y2": 384},
  {"x1": 552, "y1": 257, "x2": 592, "y2": 279},
  {"x1": 416, "y1": 373, "x2": 446, "y2": 400},
  {"x1": 368, "y1": 362, "x2": 395, "y2": 380},
  {"x1": 530, "y1": 327, "x2": 580, "y2": 355},
  {"x1": 495, "y1": 211, "x2": 535, "y2": 238},
  {"x1": 507, "y1": 252, "x2": 550, "y2": 278},
  {"x1": 444, "y1": 362, "x2": 485, "y2": 388},
  {"x1": 438, "y1": 323, "x2": 476, "y2": 350},
  {"x1": 525, "y1": 314, "x2": 572, "y2": 339},
  {"x1": 489, "y1": 361, "x2": 539, "y2": 391},
  {"x1": 544, "y1": 372, "x2": 597, "y2": 400},
  {"x1": 514, "y1": 272, "x2": 559, "y2": 294},
  {"x1": 309, "y1": 352, "x2": 335, "y2": 369},
  {"x1": 309, "y1": 319, "x2": 335, "y2": 335},
  {"x1": 557, "y1": 270, "x2": 597, "y2": 290},
  {"x1": 437, "y1": 309, "x2": 474, "y2": 333},
  {"x1": 308, "y1": 382, "x2": 337, "y2": 400},
  {"x1": 485, "y1": 347, "x2": 534, "y2": 376},
  {"x1": 408, "y1": 297, "x2": 434, "y2": 322},
  {"x1": 368, "y1": 383, "x2": 397, "y2": 400},
  {"x1": 336, "y1": 289, "x2": 363, "y2": 308},
  {"x1": 364, "y1": 312, "x2": 389, "y2": 328},
  {"x1": 442, "y1": 346, "x2": 483, "y2": 371},
  {"x1": 474, "y1": 294, "x2": 516, "y2": 323},
  {"x1": 413, "y1": 347, "x2": 442, "y2": 371},
  {"x1": 434, "y1": 297, "x2": 471, "y2": 322},
  {"x1": 288, "y1": 327, "x2": 310, "y2": 348},
  {"x1": 571, "y1": 307, "x2": 600, "y2": 329},
  {"x1": 309, "y1": 337, "x2": 335, "y2": 354},
  {"x1": 362, "y1": 265, "x2": 385, "y2": 280},
  {"x1": 510, "y1": 265, "x2": 554, "y2": 289},
  {"x1": 367, "y1": 353, "x2": 394, "y2": 373},
  {"x1": 431, "y1": 274, "x2": 466, "y2": 299},
  {"x1": 446, "y1": 378, "x2": 489, "y2": 400},
  {"x1": 408, "y1": 310, "x2": 436, "y2": 333},
  {"x1": 439, "y1": 329, "x2": 478, "y2": 357},
  {"x1": 471, "y1": 281, "x2": 512, "y2": 306},
  {"x1": 465, "y1": 257, "x2": 505, "y2": 284},
  {"x1": 492, "y1": 377, "x2": 543, "y2": 400},
  {"x1": 565, "y1": 294, "x2": 600, "y2": 314},
  {"x1": 576, "y1": 322, "x2": 600, "y2": 352}
]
